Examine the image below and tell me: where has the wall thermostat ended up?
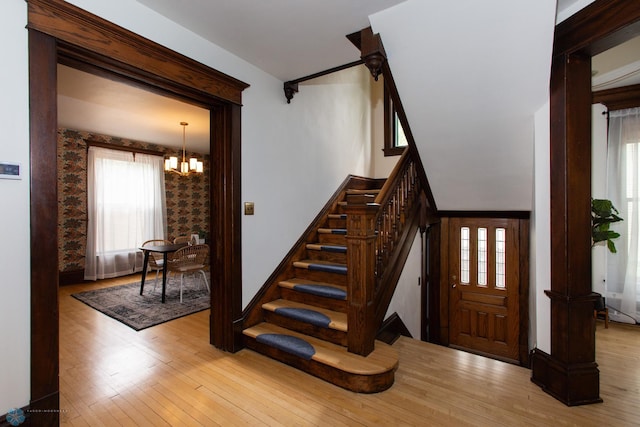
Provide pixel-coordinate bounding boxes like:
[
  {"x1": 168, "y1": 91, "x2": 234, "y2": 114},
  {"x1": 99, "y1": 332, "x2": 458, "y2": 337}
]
[{"x1": 0, "y1": 162, "x2": 21, "y2": 180}]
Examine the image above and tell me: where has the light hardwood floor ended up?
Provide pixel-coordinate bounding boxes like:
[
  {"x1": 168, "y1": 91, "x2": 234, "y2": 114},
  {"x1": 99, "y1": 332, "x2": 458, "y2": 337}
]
[{"x1": 60, "y1": 276, "x2": 640, "y2": 426}]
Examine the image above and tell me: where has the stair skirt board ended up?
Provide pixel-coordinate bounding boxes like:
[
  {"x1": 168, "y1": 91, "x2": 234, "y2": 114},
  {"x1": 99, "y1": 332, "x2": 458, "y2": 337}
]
[
  {"x1": 274, "y1": 307, "x2": 331, "y2": 328},
  {"x1": 306, "y1": 244, "x2": 347, "y2": 253},
  {"x1": 294, "y1": 261, "x2": 347, "y2": 275},
  {"x1": 292, "y1": 283, "x2": 347, "y2": 300}
]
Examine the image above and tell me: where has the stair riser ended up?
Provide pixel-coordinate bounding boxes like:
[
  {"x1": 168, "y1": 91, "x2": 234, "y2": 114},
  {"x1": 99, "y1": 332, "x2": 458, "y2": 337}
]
[
  {"x1": 306, "y1": 250, "x2": 346, "y2": 263},
  {"x1": 292, "y1": 268, "x2": 347, "y2": 286},
  {"x1": 280, "y1": 288, "x2": 347, "y2": 313},
  {"x1": 327, "y1": 218, "x2": 346, "y2": 228},
  {"x1": 317, "y1": 234, "x2": 346, "y2": 245},
  {"x1": 263, "y1": 311, "x2": 347, "y2": 346},
  {"x1": 244, "y1": 337, "x2": 395, "y2": 393}
]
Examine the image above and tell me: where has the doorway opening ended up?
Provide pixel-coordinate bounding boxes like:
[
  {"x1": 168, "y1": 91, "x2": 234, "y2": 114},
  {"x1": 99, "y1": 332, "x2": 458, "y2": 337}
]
[{"x1": 28, "y1": 0, "x2": 247, "y2": 420}]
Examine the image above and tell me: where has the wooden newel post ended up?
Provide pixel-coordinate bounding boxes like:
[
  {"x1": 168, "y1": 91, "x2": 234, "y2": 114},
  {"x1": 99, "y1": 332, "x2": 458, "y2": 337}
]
[{"x1": 345, "y1": 194, "x2": 379, "y2": 356}]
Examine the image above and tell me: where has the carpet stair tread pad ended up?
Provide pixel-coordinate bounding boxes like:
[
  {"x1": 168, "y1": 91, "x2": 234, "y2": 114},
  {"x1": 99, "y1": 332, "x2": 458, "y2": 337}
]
[
  {"x1": 279, "y1": 278, "x2": 347, "y2": 300},
  {"x1": 243, "y1": 322, "x2": 398, "y2": 375},
  {"x1": 255, "y1": 333, "x2": 316, "y2": 360},
  {"x1": 293, "y1": 259, "x2": 347, "y2": 275},
  {"x1": 262, "y1": 299, "x2": 347, "y2": 331},
  {"x1": 306, "y1": 243, "x2": 347, "y2": 253}
]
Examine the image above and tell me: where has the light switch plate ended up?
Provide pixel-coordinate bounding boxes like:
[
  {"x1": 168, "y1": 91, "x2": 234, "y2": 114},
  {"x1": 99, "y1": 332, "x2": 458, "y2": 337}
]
[
  {"x1": 244, "y1": 202, "x2": 255, "y2": 215},
  {"x1": 0, "y1": 162, "x2": 21, "y2": 180}
]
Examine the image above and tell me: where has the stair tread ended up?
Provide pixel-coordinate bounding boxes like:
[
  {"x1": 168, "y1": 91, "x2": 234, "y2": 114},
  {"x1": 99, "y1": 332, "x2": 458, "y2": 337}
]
[
  {"x1": 243, "y1": 322, "x2": 398, "y2": 375},
  {"x1": 306, "y1": 243, "x2": 347, "y2": 253},
  {"x1": 262, "y1": 299, "x2": 347, "y2": 331},
  {"x1": 279, "y1": 278, "x2": 347, "y2": 300},
  {"x1": 317, "y1": 228, "x2": 347, "y2": 234},
  {"x1": 293, "y1": 259, "x2": 347, "y2": 275},
  {"x1": 327, "y1": 214, "x2": 347, "y2": 219},
  {"x1": 346, "y1": 189, "x2": 381, "y2": 194}
]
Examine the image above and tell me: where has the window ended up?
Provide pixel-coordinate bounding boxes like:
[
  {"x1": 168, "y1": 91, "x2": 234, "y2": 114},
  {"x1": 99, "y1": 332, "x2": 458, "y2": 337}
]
[
  {"x1": 477, "y1": 228, "x2": 487, "y2": 286},
  {"x1": 605, "y1": 108, "x2": 640, "y2": 323},
  {"x1": 85, "y1": 146, "x2": 167, "y2": 280},
  {"x1": 460, "y1": 227, "x2": 470, "y2": 284},
  {"x1": 383, "y1": 84, "x2": 408, "y2": 156},
  {"x1": 495, "y1": 228, "x2": 506, "y2": 288}
]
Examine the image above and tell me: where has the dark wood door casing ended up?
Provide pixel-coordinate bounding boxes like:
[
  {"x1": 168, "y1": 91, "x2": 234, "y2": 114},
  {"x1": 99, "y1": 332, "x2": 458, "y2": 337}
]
[{"x1": 27, "y1": 0, "x2": 247, "y2": 423}]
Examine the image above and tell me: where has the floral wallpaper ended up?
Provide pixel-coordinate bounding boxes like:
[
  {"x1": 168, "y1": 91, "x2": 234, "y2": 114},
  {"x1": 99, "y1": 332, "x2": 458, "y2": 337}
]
[{"x1": 57, "y1": 128, "x2": 209, "y2": 274}]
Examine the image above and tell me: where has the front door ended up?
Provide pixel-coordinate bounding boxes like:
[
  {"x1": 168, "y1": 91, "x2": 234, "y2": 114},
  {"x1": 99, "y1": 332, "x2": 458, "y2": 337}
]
[{"x1": 448, "y1": 218, "x2": 520, "y2": 362}]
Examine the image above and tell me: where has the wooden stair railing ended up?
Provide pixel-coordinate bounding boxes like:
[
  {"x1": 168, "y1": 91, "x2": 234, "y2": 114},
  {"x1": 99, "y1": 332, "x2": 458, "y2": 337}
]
[{"x1": 345, "y1": 149, "x2": 423, "y2": 356}]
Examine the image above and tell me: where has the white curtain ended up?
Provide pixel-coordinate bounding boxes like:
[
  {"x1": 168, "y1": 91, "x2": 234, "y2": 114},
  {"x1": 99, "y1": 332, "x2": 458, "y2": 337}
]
[
  {"x1": 85, "y1": 146, "x2": 167, "y2": 280},
  {"x1": 606, "y1": 107, "x2": 640, "y2": 324}
]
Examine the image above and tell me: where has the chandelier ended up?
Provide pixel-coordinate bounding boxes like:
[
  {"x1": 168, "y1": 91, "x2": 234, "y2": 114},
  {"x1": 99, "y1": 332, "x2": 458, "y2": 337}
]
[{"x1": 164, "y1": 121, "x2": 203, "y2": 176}]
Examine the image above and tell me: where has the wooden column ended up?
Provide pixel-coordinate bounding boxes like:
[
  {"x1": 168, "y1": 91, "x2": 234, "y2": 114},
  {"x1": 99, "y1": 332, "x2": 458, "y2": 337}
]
[
  {"x1": 29, "y1": 29, "x2": 60, "y2": 426},
  {"x1": 345, "y1": 195, "x2": 379, "y2": 356},
  {"x1": 530, "y1": 51, "x2": 601, "y2": 406}
]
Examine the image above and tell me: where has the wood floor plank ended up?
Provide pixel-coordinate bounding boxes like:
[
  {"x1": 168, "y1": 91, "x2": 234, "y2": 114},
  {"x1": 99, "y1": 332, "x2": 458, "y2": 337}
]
[{"x1": 60, "y1": 275, "x2": 640, "y2": 426}]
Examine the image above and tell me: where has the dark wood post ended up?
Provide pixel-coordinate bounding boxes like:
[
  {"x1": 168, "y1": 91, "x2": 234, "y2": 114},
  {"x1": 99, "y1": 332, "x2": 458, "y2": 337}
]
[
  {"x1": 345, "y1": 195, "x2": 379, "y2": 356},
  {"x1": 530, "y1": 51, "x2": 601, "y2": 406}
]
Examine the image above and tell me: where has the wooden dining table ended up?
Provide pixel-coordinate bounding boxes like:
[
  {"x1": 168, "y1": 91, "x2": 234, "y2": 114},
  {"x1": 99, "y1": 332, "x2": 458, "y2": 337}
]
[{"x1": 139, "y1": 243, "x2": 187, "y2": 303}]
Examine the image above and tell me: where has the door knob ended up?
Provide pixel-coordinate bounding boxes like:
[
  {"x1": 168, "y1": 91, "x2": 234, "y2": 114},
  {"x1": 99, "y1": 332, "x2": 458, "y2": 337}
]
[{"x1": 452, "y1": 283, "x2": 457, "y2": 288}]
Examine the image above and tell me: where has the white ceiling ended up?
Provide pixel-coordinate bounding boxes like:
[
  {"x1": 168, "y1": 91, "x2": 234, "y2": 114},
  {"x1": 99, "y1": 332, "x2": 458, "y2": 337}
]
[
  {"x1": 135, "y1": 0, "x2": 408, "y2": 82},
  {"x1": 57, "y1": 64, "x2": 211, "y2": 153}
]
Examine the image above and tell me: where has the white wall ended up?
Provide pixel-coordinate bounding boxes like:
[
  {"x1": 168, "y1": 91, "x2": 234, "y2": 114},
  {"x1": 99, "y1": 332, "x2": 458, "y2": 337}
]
[
  {"x1": 243, "y1": 66, "x2": 373, "y2": 306},
  {"x1": 592, "y1": 103, "x2": 609, "y2": 295},
  {"x1": 0, "y1": 0, "x2": 31, "y2": 413},
  {"x1": 386, "y1": 231, "x2": 423, "y2": 338},
  {"x1": 370, "y1": 0, "x2": 556, "y2": 212},
  {"x1": 532, "y1": 101, "x2": 551, "y2": 353}
]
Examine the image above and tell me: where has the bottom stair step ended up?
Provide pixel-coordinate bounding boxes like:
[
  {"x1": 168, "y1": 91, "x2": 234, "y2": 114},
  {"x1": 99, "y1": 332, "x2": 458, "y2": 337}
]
[{"x1": 243, "y1": 322, "x2": 398, "y2": 393}]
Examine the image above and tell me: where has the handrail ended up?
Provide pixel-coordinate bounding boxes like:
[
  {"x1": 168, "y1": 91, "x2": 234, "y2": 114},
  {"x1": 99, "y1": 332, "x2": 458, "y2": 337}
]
[{"x1": 372, "y1": 150, "x2": 421, "y2": 285}]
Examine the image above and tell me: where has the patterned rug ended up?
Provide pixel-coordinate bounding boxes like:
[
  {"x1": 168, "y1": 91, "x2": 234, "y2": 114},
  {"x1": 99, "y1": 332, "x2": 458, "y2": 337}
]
[{"x1": 72, "y1": 273, "x2": 210, "y2": 331}]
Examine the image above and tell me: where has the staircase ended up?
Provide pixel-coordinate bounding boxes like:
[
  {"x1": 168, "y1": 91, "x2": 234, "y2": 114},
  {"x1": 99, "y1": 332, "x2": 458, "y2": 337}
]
[
  {"x1": 243, "y1": 185, "x2": 399, "y2": 392},
  {"x1": 242, "y1": 151, "x2": 424, "y2": 393}
]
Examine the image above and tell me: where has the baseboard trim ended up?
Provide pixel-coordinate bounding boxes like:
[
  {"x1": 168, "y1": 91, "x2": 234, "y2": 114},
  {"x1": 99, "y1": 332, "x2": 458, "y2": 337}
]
[
  {"x1": 530, "y1": 348, "x2": 602, "y2": 406},
  {"x1": 377, "y1": 312, "x2": 412, "y2": 345},
  {"x1": 59, "y1": 269, "x2": 85, "y2": 286}
]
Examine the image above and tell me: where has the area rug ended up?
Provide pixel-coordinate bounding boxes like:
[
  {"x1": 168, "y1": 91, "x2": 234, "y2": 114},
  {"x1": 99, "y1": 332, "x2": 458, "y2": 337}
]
[{"x1": 72, "y1": 273, "x2": 210, "y2": 331}]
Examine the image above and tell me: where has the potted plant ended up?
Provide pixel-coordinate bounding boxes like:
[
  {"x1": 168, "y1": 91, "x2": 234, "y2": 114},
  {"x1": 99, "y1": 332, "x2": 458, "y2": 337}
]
[{"x1": 591, "y1": 198, "x2": 623, "y2": 253}]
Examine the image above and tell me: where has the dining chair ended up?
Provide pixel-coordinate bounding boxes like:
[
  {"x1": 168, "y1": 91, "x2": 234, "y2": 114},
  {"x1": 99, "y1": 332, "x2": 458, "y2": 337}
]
[
  {"x1": 173, "y1": 235, "x2": 191, "y2": 245},
  {"x1": 166, "y1": 244, "x2": 210, "y2": 302},
  {"x1": 141, "y1": 239, "x2": 173, "y2": 290}
]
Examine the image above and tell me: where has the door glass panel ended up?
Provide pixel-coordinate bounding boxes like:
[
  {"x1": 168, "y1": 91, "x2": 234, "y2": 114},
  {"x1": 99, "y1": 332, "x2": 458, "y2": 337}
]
[
  {"x1": 477, "y1": 228, "x2": 487, "y2": 286},
  {"x1": 496, "y1": 228, "x2": 506, "y2": 288},
  {"x1": 461, "y1": 227, "x2": 470, "y2": 284}
]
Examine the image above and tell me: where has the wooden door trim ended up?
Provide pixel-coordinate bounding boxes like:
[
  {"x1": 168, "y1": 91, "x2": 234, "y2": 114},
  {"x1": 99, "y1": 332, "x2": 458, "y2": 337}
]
[
  {"x1": 27, "y1": 0, "x2": 245, "y2": 423},
  {"x1": 27, "y1": 0, "x2": 248, "y2": 105}
]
